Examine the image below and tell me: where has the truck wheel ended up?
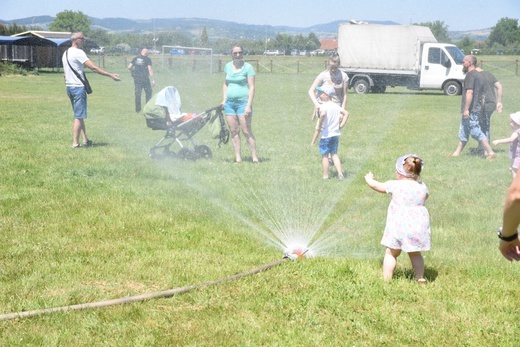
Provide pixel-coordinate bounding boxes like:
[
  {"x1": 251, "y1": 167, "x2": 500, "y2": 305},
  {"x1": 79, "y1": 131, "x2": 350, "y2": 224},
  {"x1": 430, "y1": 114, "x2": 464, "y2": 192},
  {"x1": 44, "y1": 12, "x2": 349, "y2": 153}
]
[
  {"x1": 443, "y1": 81, "x2": 461, "y2": 96},
  {"x1": 353, "y1": 79, "x2": 370, "y2": 94}
]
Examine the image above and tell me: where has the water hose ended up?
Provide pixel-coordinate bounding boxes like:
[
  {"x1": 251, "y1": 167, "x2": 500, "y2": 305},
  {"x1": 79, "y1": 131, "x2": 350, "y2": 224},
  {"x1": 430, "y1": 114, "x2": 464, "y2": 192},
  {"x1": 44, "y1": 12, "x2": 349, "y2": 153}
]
[{"x1": 0, "y1": 258, "x2": 287, "y2": 321}]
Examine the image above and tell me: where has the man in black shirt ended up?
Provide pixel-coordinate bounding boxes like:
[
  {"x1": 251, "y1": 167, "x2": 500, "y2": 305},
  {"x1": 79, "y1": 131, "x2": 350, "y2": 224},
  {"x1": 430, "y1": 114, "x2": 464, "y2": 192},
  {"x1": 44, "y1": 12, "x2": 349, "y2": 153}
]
[
  {"x1": 128, "y1": 48, "x2": 155, "y2": 112},
  {"x1": 450, "y1": 55, "x2": 495, "y2": 159}
]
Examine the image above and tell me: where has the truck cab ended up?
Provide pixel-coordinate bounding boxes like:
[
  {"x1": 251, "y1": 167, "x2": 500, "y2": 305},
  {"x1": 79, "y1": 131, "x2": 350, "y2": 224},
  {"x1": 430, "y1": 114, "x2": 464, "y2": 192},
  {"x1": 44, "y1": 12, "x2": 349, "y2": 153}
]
[{"x1": 419, "y1": 43, "x2": 465, "y2": 96}]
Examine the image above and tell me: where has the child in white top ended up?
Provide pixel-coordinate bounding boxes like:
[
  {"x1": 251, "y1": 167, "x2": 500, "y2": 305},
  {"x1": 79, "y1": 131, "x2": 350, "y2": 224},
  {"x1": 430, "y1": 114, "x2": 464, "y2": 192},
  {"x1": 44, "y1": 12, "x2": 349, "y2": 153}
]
[
  {"x1": 310, "y1": 84, "x2": 349, "y2": 180},
  {"x1": 365, "y1": 154, "x2": 430, "y2": 282},
  {"x1": 492, "y1": 112, "x2": 520, "y2": 178}
]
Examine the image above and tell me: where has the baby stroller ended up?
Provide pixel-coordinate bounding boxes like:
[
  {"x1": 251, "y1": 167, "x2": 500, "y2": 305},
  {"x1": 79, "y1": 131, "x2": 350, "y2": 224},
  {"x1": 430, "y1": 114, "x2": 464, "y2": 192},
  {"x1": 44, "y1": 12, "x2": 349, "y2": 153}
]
[{"x1": 143, "y1": 86, "x2": 229, "y2": 159}]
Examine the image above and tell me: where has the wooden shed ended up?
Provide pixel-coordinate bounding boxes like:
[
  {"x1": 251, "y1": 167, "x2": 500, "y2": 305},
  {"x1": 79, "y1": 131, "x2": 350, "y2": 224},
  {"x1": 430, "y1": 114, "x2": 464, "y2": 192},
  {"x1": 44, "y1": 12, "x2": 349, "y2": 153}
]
[{"x1": 0, "y1": 31, "x2": 72, "y2": 69}]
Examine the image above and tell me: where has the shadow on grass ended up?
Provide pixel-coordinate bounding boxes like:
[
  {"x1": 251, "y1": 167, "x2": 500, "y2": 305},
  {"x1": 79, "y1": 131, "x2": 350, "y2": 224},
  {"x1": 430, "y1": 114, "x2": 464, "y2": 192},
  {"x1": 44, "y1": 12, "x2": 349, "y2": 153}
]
[
  {"x1": 223, "y1": 156, "x2": 270, "y2": 164},
  {"x1": 393, "y1": 266, "x2": 439, "y2": 283},
  {"x1": 466, "y1": 146, "x2": 507, "y2": 158},
  {"x1": 378, "y1": 257, "x2": 439, "y2": 282}
]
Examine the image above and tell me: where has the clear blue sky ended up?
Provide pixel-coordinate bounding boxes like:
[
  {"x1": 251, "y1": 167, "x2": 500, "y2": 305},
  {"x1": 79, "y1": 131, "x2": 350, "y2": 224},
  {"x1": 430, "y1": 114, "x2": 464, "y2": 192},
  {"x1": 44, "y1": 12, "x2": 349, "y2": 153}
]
[{"x1": 1, "y1": 0, "x2": 518, "y2": 31}]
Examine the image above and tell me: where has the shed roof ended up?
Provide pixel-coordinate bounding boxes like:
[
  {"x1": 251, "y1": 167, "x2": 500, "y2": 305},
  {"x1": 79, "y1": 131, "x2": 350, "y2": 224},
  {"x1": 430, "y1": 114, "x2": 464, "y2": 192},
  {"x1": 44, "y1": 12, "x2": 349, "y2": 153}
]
[
  {"x1": 0, "y1": 35, "x2": 56, "y2": 47},
  {"x1": 13, "y1": 31, "x2": 72, "y2": 39},
  {"x1": 0, "y1": 35, "x2": 70, "y2": 47}
]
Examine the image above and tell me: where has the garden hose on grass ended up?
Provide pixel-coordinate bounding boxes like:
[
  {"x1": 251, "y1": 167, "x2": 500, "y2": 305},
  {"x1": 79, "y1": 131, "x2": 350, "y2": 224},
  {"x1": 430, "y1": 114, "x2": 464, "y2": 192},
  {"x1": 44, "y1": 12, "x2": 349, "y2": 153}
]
[{"x1": 0, "y1": 258, "x2": 288, "y2": 321}]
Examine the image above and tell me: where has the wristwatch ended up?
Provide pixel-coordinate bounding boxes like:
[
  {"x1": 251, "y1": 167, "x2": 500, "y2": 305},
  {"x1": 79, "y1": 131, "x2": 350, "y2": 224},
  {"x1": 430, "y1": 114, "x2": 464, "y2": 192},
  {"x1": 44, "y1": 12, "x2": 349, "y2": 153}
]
[{"x1": 497, "y1": 227, "x2": 519, "y2": 242}]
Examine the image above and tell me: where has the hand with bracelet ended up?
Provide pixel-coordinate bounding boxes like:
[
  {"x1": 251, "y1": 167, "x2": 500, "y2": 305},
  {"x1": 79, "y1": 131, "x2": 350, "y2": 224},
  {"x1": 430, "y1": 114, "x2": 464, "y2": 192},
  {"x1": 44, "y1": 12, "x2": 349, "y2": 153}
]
[
  {"x1": 498, "y1": 172, "x2": 520, "y2": 260},
  {"x1": 498, "y1": 228, "x2": 520, "y2": 261}
]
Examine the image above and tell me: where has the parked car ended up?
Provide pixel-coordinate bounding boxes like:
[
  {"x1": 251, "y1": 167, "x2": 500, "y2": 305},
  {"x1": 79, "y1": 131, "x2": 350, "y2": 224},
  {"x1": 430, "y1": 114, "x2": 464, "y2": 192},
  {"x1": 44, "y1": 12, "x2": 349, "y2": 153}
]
[
  {"x1": 290, "y1": 49, "x2": 299, "y2": 56},
  {"x1": 299, "y1": 50, "x2": 309, "y2": 56},
  {"x1": 170, "y1": 49, "x2": 185, "y2": 55},
  {"x1": 90, "y1": 47, "x2": 105, "y2": 54},
  {"x1": 263, "y1": 50, "x2": 282, "y2": 56},
  {"x1": 471, "y1": 49, "x2": 481, "y2": 55},
  {"x1": 310, "y1": 49, "x2": 325, "y2": 56}
]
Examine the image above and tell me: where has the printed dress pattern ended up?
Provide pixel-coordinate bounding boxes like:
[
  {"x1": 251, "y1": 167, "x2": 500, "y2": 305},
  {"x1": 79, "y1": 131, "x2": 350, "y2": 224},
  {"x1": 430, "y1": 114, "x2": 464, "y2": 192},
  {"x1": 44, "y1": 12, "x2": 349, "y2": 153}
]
[{"x1": 382, "y1": 180, "x2": 431, "y2": 252}]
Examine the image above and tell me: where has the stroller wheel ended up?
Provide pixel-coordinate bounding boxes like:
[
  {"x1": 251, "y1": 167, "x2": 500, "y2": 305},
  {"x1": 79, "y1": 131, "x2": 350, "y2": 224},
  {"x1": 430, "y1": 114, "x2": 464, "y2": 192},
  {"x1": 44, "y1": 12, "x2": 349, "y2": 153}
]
[
  {"x1": 149, "y1": 148, "x2": 160, "y2": 159},
  {"x1": 178, "y1": 148, "x2": 197, "y2": 161},
  {"x1": 195, "y1": 145, "x2": 212, "y2": 159}
]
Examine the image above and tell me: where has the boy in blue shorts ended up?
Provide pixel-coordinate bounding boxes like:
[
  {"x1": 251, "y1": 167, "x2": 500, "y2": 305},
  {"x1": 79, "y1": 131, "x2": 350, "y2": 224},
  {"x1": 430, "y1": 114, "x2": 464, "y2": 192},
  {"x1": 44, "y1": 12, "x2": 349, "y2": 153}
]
[{"x1": 311, "y1": 84, "x2": 349, "y2": 180}]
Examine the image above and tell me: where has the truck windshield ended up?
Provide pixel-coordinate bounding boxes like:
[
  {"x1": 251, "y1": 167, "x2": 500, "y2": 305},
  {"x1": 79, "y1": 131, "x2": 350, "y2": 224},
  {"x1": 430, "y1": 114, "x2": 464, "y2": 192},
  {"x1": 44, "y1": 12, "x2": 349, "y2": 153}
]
[{"x1": 445, "y1": 46, "x2": 465, "y2": 65}]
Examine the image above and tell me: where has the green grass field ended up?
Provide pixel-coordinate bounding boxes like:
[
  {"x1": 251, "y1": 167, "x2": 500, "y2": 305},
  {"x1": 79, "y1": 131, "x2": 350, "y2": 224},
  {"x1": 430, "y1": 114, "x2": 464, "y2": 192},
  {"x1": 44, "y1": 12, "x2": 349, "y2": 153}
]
[{"x1": 1, "y1": 55, "x2": 520, "y2": 346}]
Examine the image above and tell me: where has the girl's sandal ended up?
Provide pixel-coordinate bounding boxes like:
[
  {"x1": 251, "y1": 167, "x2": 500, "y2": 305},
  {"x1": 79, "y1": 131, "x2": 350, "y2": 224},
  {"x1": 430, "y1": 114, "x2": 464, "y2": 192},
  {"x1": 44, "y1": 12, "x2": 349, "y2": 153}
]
[{"x1": 417, "y1": 278, "x2": 427, "y2": 284}]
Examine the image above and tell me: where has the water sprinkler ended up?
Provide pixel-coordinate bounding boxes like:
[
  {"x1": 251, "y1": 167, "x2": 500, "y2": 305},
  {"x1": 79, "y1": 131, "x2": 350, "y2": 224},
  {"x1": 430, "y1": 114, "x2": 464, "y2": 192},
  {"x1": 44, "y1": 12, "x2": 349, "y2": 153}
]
[{"x1": 283, "y1": 247, "x2": 310, "y2": 261}]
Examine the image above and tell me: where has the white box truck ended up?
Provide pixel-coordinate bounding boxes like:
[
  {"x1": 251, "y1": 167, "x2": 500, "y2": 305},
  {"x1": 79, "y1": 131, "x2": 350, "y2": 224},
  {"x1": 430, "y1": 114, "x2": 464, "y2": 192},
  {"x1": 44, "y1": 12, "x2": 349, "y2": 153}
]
[{"x1": 337, "y1": 24, "x2": 466, "y2": 96}]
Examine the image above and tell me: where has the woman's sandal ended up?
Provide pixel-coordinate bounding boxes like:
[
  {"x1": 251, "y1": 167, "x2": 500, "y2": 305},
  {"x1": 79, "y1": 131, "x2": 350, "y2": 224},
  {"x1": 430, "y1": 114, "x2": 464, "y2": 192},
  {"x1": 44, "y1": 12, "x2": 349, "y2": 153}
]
[{"x1": 417, "y1": 278, "x2": 427, "y2": 284}]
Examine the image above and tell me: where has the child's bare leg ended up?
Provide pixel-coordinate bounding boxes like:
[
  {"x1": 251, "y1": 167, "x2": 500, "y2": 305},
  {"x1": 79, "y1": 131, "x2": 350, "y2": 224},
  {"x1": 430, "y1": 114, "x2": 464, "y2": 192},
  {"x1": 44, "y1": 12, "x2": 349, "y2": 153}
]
[
  {"x1": 321, "y1": 155, "x2": 329, "y2": 179},
  {"x1": 331, "y1": 154, "x2": 343, "y2": 176},
  {"x1": 383, "y1": 248, "x2": 401, "y2": 281},
  {"x1": 408, "y1": 251, "x2": 425, "y2": 280}
]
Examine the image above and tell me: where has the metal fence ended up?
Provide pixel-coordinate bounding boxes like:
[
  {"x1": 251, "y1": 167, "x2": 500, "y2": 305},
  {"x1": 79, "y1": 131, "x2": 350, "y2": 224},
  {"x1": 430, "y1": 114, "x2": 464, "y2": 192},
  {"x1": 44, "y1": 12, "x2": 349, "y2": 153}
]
[{"x1": 479, "y1": 60, "x2": 519, "y2": 76}]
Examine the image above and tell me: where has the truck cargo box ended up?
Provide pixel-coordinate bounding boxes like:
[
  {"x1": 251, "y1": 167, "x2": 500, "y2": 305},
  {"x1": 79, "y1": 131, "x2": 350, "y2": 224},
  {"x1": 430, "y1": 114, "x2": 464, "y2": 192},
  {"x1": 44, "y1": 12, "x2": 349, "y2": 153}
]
[{"x1": 337, "y1": 24, "x2": 438, "y2": 73}]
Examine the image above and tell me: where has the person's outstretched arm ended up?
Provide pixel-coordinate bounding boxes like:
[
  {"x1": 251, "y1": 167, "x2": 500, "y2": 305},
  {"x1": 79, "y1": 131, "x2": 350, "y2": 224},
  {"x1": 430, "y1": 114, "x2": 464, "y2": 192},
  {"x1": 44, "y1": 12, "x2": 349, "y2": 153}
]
[
  {"x1": 492, "y1": 132, "x2": 518, "y2": 146},
  {"x1": 85, "y1": 60, "x2": 121, "y2": 81},
  {"x1": 365, "y1": 172, "x2": 386, "y2": 193}
]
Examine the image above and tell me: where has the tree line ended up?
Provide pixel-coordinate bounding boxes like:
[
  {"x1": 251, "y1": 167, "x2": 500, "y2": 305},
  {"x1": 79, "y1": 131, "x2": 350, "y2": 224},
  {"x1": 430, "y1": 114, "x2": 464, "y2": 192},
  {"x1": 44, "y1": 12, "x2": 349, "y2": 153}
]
[
  {"x1": 2, "y1": 11, "x2": 519, "y2": 55},
  {"x1": 414, "y1": 18, "x2": 520, "y2": 55}
]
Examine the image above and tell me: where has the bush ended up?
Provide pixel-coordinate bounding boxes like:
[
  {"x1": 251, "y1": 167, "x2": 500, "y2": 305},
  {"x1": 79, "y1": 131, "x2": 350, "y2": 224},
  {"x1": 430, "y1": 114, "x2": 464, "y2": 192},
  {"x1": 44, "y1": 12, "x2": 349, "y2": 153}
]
[{"x1": 0, "y1": 61, "x2": 28, "y2": 76}]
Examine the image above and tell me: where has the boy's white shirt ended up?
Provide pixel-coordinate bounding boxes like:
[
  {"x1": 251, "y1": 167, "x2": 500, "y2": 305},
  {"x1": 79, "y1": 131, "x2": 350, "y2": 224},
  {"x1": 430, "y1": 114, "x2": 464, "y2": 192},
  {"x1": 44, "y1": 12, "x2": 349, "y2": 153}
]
[{"x1": 319, "y1": 101, "x2": 342, "y2": 139}]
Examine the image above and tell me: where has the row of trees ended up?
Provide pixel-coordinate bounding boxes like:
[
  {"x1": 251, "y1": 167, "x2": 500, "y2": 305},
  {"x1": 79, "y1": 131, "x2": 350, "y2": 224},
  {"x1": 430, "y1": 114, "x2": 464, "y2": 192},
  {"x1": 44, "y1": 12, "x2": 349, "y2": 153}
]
[
  {"x1": 0, "y1": 22, "x2": 30, "y2": 36},
  {"x1": 415, "y1": 18, "x2": 520, "y2": 54},
  {"x1": 3, "y1": 11, "x2": 519, "y2": 56}
]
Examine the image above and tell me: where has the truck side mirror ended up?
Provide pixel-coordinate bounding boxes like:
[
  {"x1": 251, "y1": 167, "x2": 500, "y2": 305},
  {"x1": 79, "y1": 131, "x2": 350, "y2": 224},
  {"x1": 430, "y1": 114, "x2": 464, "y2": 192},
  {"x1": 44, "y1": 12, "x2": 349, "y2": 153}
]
[{"x1": 442, "y1": 59, "x2": 452, "y2": 68}]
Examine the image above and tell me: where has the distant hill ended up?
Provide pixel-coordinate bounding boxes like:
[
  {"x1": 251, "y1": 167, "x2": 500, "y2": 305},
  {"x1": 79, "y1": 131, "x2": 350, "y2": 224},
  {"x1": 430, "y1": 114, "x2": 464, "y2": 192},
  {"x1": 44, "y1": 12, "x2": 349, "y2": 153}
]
[
  {"x1": 0, "y1": 15, "x2": 490, "y2": 41},
  {"x1": 449, "y1": 28, "x2": 492, "y2": 42}
]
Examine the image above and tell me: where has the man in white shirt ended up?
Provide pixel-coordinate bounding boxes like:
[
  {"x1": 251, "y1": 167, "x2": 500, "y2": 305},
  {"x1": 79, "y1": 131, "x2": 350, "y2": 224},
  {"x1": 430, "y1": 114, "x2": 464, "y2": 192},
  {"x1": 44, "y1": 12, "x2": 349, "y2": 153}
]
[{"x1": 62, "y1": 31, "x2": 121, "y2": 148}]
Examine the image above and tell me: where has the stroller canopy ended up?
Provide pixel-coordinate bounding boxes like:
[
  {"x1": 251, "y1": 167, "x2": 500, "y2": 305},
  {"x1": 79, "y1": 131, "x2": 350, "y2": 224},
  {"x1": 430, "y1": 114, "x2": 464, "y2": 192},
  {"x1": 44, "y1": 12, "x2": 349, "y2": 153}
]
[{"x1": 143, "y1": 86, "x2": 182, "y2": 121}]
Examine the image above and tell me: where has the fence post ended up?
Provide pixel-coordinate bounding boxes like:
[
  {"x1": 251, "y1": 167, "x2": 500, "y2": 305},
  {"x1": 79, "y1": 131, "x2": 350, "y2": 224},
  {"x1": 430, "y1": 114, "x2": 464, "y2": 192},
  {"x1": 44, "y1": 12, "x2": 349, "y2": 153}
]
[
  {"x1": 297, "y1": 60, "x2": 300, "y2": 74},
  {"x1": 270, "y1": 60, "x2": 273, "y2": 73},
  {"x1": 218, "y1": 59, "x2": 222, "y2": 73},
  {"x1": 516, "y1": 60, "x2": 518, "y2": 76}
]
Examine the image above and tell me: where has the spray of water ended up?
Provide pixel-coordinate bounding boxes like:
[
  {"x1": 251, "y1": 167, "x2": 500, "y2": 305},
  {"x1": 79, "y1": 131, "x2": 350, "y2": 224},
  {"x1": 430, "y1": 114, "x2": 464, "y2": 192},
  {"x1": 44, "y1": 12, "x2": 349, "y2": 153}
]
[{"x1": 165, "y1": 159, "x2": 364, "y2": 259}]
